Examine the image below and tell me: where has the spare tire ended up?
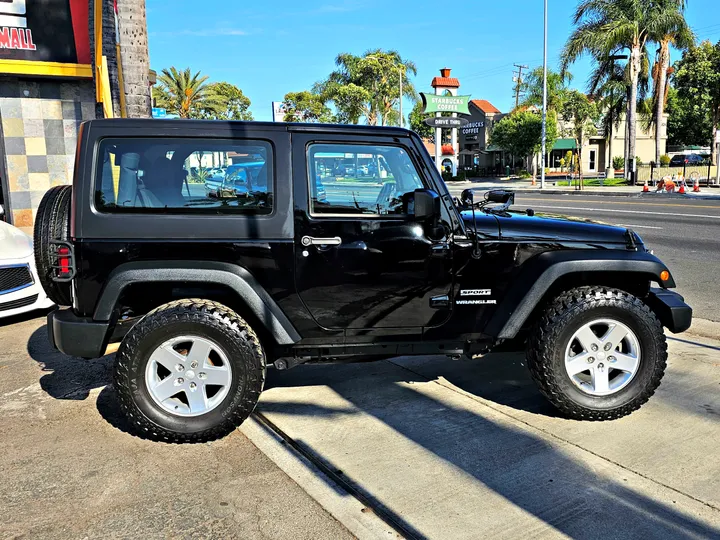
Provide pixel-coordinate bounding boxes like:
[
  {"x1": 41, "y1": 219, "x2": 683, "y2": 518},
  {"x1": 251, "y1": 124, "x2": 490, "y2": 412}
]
[{"x1": 34, "y1": 185, "x2": 72, "y2": 306}]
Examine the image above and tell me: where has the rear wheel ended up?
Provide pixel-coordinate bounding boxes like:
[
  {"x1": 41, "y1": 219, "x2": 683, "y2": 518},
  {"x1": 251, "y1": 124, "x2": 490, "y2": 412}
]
[
  {"x1": 114, "y1": 299, "x2": 266, "y2": 442},
  {"x1": 527, "y1": 286, "x2": 667, "y2": 420},
  {"x1": 33, "y1": 185, "x2": 72, "y2": 306}
]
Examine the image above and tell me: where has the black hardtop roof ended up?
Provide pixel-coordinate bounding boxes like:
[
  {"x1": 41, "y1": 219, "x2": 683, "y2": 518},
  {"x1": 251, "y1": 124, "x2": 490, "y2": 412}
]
[{"x1": 83, "y1": 118, "x2": 414, "y2": 137}]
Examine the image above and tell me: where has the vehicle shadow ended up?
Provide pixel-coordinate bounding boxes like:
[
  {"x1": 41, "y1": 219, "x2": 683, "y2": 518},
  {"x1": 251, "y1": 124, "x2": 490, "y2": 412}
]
[
  {"x1": 262, "y1": 363, "x2": 720, "y2": 539},
  {"x1": 390, "y1": 351, "x2": 562, "y2": 417},
  {"x1": 26, "y1": 324, "x2": 113, "y2": 400}
]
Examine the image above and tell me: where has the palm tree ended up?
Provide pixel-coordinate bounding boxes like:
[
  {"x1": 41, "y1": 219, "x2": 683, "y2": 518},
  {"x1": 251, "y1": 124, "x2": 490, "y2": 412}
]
[
  {"x1": 562, "y1": 0, "x2": 688, "y2": 180},
  {"x1": 319, "y1": 50, "x2": 417, "y2": 126},
  {"x1": 116, "y1": 0, "x2": 152, "y2": 117},
  {"x1": 588, "y1": 57, "x2": 628, "y2": 178},
  {"x1": 649, "y1": 4, "x2": 694, "y2": 164},
  {"x1": 154, "y1": 67, "x2": 223, "y2": 119}
]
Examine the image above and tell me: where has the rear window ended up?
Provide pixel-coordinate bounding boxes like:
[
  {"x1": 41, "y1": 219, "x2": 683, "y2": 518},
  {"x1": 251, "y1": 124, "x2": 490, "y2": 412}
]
[{"x1": 95, "y1": 138, "x2": 273, "y2": 215}]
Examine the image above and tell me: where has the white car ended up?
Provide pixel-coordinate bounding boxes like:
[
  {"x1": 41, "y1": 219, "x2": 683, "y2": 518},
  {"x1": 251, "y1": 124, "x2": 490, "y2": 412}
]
[{"x1": 0, "y1": 220, "x2": 54, "y2": 319}]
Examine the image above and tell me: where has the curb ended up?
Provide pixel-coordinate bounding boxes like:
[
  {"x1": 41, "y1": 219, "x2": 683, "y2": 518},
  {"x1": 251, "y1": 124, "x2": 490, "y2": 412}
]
[
  {"x1": 682, "y1": 318, "x2": 720, "y2": 342},
  {"x1": 240, "y1": 415, "x2": 395, "y2": 540},
  {"x1": 444, "y1": 182, "x2": 720, "y2": 199}
]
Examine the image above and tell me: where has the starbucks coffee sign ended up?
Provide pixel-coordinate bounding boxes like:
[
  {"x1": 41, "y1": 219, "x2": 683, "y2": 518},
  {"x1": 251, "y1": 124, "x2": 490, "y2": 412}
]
[{"x1": 420, "y1": 93, "x2": 471, "y2": 115}]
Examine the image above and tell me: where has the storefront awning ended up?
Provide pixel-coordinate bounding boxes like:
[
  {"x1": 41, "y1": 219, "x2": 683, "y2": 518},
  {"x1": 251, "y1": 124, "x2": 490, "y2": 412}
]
[
  {"x1": 486, "y1": 144, "x2": 503, "y2": 152},
  {"x1": 552, "y1": 138, "x2": 577, "y2": 150}
]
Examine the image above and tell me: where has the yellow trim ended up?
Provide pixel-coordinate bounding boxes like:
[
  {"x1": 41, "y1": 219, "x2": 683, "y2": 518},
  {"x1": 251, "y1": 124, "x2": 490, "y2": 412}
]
[
  {"x1": 0, "y1": 60, "x2": 92, "y2": 78},
  {"x1": 94, "y1": 0, "x2": 103, "y2": 98},
  {"x1": 100, "y1": 56, "x2": 113, "y2": 118}
]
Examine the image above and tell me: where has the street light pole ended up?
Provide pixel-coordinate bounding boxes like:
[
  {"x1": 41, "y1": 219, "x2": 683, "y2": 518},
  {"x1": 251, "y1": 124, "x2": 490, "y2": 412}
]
[
  {"x1": 399, "y1": 66, "x2": 403, "y2": 128},
  {"x1": 540, "y1": 0, "x2": 548, "y2": 189}
]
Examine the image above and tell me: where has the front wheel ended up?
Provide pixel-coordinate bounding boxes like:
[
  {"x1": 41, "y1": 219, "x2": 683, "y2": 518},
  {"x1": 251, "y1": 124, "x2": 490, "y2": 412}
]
[
  {"x1": 527, "y1": 287, "x2": 667, "y2": 420},
  {"x1": 114, "y1": 299, "x2": 265, "y2": 442}
]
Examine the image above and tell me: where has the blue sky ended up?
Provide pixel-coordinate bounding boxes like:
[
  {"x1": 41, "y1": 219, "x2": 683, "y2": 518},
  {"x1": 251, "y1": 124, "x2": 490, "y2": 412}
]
[{"x1": 147, "y1": 0, "x2": 720, "y2": 122}]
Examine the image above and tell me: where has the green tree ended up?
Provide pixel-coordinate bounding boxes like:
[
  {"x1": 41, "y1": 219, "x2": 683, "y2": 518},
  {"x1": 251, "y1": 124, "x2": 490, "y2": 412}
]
[
  {"x1": 318, "y1": 49, "x2": 418, "y2": 126},
  {"x1": 666, "y1": 86, "x2": 712, "y2": 147},
  {"x1": 520, "y1": 67, "x2": 572, "y2": 112},
  {"x1": 562, "y1": 0, "x2": 689, "y2": 174},
  {"x1": 197, "y1": 82, "x2": 253, "y2": 120},
  {"x1": 409, "y1": 101, "x2": 433, "y2": 139},
  {"x1": 153, "y1": 67, "x2": 223, "y2": 119},
  {"x1": 490, "y1": 110, "x2": 558, "y2": 176},
  {"x1": 673, "y1": 40, "x2": 720, "y2": 160},
  {"x1": 282, "y1": 91, "x2": 335, "y2": 123},
  {"x1": 561, "y1": 90, "x2": 599, "y2": 187}
]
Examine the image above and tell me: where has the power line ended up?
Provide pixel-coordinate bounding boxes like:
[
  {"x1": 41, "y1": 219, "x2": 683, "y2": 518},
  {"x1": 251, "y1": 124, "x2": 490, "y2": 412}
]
[{"x1": 512, "y1": 64, "x2": 529, "y2": 108}]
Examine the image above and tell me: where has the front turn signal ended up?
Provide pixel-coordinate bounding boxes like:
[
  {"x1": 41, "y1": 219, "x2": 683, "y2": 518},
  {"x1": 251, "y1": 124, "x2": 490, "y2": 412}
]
[{"x1": 660, "y1": 270, "x2": 670, "y2": 282}]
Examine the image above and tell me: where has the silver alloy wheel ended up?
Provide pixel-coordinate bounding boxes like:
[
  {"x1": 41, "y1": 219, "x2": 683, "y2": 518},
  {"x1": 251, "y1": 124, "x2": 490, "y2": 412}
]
[
  {"x1": 564, "y1": 318, "x2": 641, "y2": 396},
  {"x1": 144, "y1": 335, "x2": 233, "y2": 417}
]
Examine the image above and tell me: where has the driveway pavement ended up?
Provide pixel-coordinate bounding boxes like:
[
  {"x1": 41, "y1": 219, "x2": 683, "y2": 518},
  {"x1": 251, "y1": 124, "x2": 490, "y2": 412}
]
[
  {"x1": 255, "y1": 333, "x2": 720, "y2": 539},
  {"x1": 0, "y1": 313, "x2": 351, "y2": 540},
  {"x1": 3, "y1": 311, "x2": 719, "y2": 539}
]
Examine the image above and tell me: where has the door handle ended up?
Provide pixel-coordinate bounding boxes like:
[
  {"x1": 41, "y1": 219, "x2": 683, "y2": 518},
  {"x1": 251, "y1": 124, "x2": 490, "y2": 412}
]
[{"x1": 301, "y1": 236, "x2": 342, "y2": 247}]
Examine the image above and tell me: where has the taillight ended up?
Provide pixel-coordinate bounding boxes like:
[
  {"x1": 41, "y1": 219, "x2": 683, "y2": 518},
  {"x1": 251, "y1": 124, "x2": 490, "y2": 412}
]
[
  {"x1": 50, "y1": 241, "x2": 75, "y2": 282},
  {"x1": 58, "y1": 246, "x2": 71, "y2": 276}
]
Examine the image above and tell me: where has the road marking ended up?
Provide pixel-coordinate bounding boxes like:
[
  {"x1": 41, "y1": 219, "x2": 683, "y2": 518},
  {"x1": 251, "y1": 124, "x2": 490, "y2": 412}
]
[
  {"x1": 617, "y1": 224, "x2": 663, "y2": 230},
  {"x1": 518, "y1": 197, "x2": 720, "y2": 210},
  {"x1": 526, "y1": 204, "x2": 720, "y2": 219}
]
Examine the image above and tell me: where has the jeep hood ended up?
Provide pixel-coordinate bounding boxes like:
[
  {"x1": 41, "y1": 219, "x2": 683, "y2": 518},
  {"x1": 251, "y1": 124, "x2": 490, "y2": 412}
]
[{"x1": 461, "y1": 210, "x2": 634, "y2": 245}]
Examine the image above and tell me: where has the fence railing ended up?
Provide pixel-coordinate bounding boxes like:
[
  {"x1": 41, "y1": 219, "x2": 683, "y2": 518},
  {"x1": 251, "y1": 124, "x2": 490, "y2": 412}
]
[{"x1": 637, "y1": 164, "x2": 719, "y2": 185}]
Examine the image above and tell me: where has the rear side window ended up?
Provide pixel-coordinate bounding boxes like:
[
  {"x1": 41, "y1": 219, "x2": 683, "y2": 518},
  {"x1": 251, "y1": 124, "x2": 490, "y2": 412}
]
[{"x1": 95, "y1": 138, "x2": 273, "y2": 215}]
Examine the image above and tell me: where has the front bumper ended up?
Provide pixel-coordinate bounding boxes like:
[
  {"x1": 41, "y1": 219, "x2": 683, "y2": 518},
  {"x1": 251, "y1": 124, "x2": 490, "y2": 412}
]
[
  {"x1": 646, "y1": 288, "x2": 692, "y2": 334},
  {"x1": 0, "y1": 259, "x2": 55, "y2": 320},
  {"x1": 48, "y1": 309, "x2": 111, "y2": 358}
]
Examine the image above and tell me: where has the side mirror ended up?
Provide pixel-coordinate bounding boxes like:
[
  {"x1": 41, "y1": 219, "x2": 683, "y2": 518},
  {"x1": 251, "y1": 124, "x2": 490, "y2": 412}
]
[{"x1": 413, "y1": 188, "x2": 441, "y2": 221}]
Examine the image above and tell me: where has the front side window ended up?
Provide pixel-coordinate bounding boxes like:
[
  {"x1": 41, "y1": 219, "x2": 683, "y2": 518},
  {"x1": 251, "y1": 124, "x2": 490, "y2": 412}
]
[
  {"x1": 95, "y1": 138, "x2": 273, "y2": 214},
  {"x1": 308, "y1": 143, "x2": 425, "y2": 216}
]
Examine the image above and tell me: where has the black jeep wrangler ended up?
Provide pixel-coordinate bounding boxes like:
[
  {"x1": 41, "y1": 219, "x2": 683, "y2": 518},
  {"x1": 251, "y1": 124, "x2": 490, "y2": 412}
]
[{"x1": 35, "y1": 119, "x2": 691, "y2": 442}]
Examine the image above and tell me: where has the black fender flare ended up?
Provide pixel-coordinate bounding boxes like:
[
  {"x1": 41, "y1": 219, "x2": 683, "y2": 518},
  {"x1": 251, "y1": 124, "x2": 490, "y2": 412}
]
[
  {"x1": 94, "y1": 261, "x2": 301, "y2": 345},
  {"x1": 484, "y1": 250, "x2": 674, "y2": 340}
]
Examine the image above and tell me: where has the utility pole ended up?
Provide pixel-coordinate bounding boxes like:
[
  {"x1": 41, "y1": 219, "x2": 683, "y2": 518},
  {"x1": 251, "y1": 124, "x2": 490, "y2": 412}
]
[
  {"x1": 513, "y1": 64, "x2": 529, "y2": 109},
  {"x1": 540, "y1": 1, "x2": 547, "y2": 189}
]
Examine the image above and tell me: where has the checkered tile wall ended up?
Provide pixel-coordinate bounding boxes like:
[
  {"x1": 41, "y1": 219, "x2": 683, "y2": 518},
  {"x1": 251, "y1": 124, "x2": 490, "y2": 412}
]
[{"x1": 0, "y1": 78, "x2": 96, "y2": 234}]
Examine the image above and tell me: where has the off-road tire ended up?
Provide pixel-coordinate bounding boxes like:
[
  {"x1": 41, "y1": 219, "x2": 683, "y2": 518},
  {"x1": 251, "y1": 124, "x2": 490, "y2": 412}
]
[
  {"x1": 527, "y1": 286, "x2": 667, "y2": 420},
  {"x1": 114, "y1": 299, "x2": 266, "y2": 442},
  {"x1": 33, "y1": 185, "x2": 72, "y2": 306}
]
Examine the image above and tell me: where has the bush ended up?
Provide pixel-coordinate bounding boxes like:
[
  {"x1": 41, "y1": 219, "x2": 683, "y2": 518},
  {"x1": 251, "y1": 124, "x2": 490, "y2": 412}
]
[
  {"x1": 455, "y1": 171, "x2": 466, "y2": 181},
  {"x1": 441, "y1": 171, "x2": 453, "y2": 182},
  {"x1": 612, "y1": 156, "x2": 625, "y2": 170},
  {"x1": 659, "y1": 154, "x2": 671, "y2": 166},
  {"x1": 518, "y1": 170, "x2": 532, "y2": 179},
  {"x1": 635, "y1": 156, "x2": 643, "y2": 167}
]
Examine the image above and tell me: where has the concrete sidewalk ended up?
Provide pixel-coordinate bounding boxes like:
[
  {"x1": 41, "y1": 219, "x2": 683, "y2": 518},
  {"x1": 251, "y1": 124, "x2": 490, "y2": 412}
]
[
  {"x1": 0, "y1": 314, "x2": 352, "y2": 539},
  {"x1": 255, "y1": 335, "x2": 720, "y2": 539},
  {"x1": 448, "y1": 177, "x2": 720, "y2": 198}
]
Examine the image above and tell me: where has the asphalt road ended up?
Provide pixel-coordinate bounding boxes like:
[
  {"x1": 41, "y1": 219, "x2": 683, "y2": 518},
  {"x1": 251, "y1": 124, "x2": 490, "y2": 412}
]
[{"x1": 446, "y1": 188, "x2": 720, "y2": 322}]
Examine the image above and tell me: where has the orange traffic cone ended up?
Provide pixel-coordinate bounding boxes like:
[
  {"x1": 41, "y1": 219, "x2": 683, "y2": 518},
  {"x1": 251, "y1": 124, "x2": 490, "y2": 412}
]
[
  {"x1": 678, "y1": 181, "x2": 686, "y2": 194},
  {"x1": 693, "y1": 178, "x2": 701, "y2": 192},
  {"x1": 642, "y1": 180, "x2": 649, "y2": 192},
  {"x1": 531, "y1": 176, "x2": 536, "y2": 186}
]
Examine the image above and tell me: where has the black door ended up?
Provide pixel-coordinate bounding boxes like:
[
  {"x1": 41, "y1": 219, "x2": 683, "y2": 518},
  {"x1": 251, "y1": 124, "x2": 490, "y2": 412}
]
[{"x1": 292, "y1": 134, "x2": 454, "y2": 335}]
